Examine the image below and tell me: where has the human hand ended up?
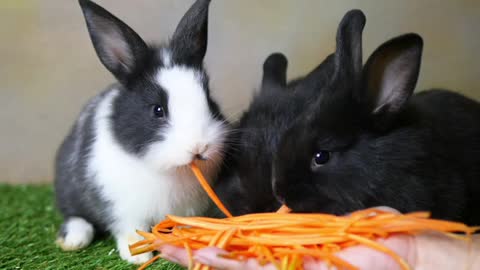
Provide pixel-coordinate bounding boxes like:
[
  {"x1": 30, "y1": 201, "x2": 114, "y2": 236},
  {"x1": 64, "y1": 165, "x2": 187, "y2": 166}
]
[
  {"x1": 158, "y1": 233, "x2": 415, "y2": 270},
  {"x1": 155, "y1": 206, "x2": 479, "y2": 270}
]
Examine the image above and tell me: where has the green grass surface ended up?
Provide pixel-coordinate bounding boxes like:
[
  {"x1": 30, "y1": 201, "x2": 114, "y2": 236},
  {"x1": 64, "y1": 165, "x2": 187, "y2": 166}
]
[{"x1": 0, "y1": 184, "x2": 183, "y2": 270}]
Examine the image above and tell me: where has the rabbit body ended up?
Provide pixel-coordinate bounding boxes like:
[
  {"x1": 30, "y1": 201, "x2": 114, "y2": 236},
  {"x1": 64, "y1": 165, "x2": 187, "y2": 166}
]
[
  {"x1": 54, "y1": 0, "x2": 228, "y2": 263},
  {"x1": 273, "y1": 10, "x2": 480, "y2": 225},
  {"x1": 215, "y1": 53, "x2": 335, "y2": 215}
]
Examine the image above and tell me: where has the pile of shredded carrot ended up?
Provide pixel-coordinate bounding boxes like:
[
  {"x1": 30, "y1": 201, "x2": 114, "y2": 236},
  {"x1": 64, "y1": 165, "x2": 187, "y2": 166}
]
[{"x1": 130, "y1": 163, "x2": 478, "y2": 270}]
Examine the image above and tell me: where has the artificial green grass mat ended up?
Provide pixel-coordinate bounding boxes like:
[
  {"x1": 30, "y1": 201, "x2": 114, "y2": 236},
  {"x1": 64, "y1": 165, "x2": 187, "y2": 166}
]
[{"x1": 0, "y1": 184, "x2": 183, "y2": 270}]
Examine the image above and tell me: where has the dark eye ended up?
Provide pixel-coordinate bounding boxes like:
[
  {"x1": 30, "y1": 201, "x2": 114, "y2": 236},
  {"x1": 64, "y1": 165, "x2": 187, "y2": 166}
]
[
  {"x1": 311, "y1": 151, "x2": 330, "y2": 167},
  {"x1": 152, "y1": 105, "x2": 165, "y2": 118}
]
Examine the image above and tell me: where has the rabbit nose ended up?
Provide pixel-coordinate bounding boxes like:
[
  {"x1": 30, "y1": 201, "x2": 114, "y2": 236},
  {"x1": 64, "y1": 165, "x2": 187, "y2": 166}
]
[
  {"x1": 193, "y1": 144, "x2": 209, "y2": 160},
  {"x1": 194, "y1": 153, "x2": 207, "y2": 161}
]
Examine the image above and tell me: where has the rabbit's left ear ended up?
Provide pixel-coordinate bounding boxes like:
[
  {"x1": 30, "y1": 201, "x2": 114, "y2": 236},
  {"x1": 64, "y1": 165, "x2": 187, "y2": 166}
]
[
  {"x1": 79, "y1": 0, "x2": 148, "y2": 82},
  {"x1": 262, "y1": 53, "x2": 288, "y2": 90},
  {"x1": 362, "y1": 33, "x2": 423, "y2": 116},
  {"x1": 170, "y1": 0, "x2": 211, "y2": 67},
  {"x1": 333, "y1": 10, "x2": 366, "y2": 85}
]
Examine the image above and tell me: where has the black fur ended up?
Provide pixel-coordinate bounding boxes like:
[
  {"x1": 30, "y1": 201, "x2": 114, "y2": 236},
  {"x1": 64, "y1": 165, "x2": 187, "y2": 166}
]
[
  {"x1": 171, "y1": 0, "x2": 211, "y2": 67},
  {"x1": 55, "y1": 91, "x2": 111, "y2": 232},
  {"x1": 273, "y1": 10, "x2": 480, "y2": 225},
  {"x1": 215, "y1": 52, "x2": 336, "y2": 215}
]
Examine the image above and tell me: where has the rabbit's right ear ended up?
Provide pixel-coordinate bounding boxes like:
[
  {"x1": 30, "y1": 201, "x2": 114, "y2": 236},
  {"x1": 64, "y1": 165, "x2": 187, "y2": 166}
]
[
  {"x1": 261, "y1": 53, "x2": 288, "y2": 90},
  {"x1": 362, "y1": 34, "x2": 423, "y2": 116},
  {"x1": 79, "y1": 0, "x2": 148, "y2": 83},
  {"x1": 170, "y1": 0, "x2": 211, "y2": 67}
]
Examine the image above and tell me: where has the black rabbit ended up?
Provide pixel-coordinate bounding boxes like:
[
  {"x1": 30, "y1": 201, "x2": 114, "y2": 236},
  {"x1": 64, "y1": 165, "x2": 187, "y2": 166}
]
[
  {"x1": 215, "y1": 51, "x2": 336, "y2": 215},
  {"x1": 273, "y1": 10, "x2": 480, "y2": 225}
]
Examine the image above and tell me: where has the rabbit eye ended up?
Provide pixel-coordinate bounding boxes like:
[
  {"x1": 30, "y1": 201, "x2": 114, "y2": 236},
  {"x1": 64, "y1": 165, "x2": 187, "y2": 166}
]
[
  {"x1": 152, "y1": 105, "x2": 165, "y2": 118},
  {"x1": 311, "y1": 151, "x2": 330, "y2": 167}
]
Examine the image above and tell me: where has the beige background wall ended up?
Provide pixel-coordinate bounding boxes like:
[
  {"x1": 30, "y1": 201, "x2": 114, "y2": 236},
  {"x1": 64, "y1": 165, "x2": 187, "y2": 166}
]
[{"x1": 1, "y1": 0, "x2": 479, "y2": 183}]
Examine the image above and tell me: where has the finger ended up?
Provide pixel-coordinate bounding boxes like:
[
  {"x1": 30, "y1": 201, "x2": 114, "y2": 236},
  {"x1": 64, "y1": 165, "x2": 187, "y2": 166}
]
[
  {"x1": 158, "y1": 244, "x2": 191, "y2": 266},
  {"x1": 304, "y1": 256, "x2": 331, "y2": 270},
  {"x1": 305, "y1": 245, "x2": 400, "y2": 270},
  {"x1": 194, "y1": 247, "x2": 277, "y2": 270},
  {"x1": 344, "y1": 206, "x2": 401, "y2": 217},
  {"x1": 304, "y1": 235, "x2": 414, "y2": 270},
  {"x1": 372, "y1": 206, "x2": 401, "y2": 214}
]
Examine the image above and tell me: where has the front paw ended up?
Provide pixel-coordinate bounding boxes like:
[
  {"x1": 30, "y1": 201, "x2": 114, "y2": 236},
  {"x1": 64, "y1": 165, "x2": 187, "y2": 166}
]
[
  {"x1": 116, "y1": 233, "x2": 153, "y2": 264},
  {"x1": 119, "y1": 246, "x2": 153, "y2": 264},
  {"x1": 56, "y1": 217, "x2": 95, "y2": 251}
]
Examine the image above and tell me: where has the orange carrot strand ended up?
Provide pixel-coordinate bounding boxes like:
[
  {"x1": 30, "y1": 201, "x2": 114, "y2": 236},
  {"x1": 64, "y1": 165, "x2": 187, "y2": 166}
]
[
  {"x1": 132, "y1": 166, "x2": 478, "y2": 270},
  {"x1": 138, "y1": 255, "x2": 161, "y2": 270},
  {"x1": 190, "y1": 163, "x2": 233, "y2": 218}
]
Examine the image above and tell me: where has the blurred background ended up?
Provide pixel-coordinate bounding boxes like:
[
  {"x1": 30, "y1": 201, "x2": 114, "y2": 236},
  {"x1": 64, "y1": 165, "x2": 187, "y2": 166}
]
[{"x1": 0, "y1": 0, "x2": 478, "y2": 184}]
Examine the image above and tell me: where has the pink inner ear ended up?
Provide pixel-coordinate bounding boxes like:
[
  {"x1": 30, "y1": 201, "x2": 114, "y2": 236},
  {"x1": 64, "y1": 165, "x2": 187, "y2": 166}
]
[
  {"x1": 369, "y1": 50, "x2": 413, "y2": 113},
  {"x1": 111, "y1": 45, "x2": 132, "y2": 71},
  {"x1": 101, "y1": 32, "x2": 133, "y2": 71},
  {"x1": 376, "y1": 58, "x2": 410, "y2": 111},
  {"x1": 92, "y1": 14, "x2": 134, "y2": 72}
]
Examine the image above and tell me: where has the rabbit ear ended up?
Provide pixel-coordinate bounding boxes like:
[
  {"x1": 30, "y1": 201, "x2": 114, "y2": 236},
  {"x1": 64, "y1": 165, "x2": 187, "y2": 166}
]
[
  {"x1": 79, "y1": 0, "x2": 148, "y2": 82},
  {"x1": 261, "y1": 53, "x2": 288, "y2": 90},
  {"x1": 362, "y1": 34, "x2": 423, "y2": 116},
  {"x1": 333, "y1": 10, "x2": 366, "y2": 84},
  {"x1": 170, "y1": 0, "x2": 211, "y2": 66}
]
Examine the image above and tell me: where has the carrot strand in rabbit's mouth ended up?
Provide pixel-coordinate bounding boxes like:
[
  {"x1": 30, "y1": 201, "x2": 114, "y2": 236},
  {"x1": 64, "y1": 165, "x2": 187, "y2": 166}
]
[
  {"x1": 190, "y1": 161, "x2": 290, "y2": 216},
  {"x1": 190, "y1": 162, "x2": 233, "y2": 218}
]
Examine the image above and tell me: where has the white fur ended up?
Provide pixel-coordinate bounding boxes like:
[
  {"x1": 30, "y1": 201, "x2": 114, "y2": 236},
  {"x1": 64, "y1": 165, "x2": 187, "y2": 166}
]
[
  {"x1": 160, "y1": 48, "x2": 172, "y2": 67},
  {"x1": 117, "y1": 232, "x2": 153, "y2": 264},
  {"x1": 88, "y1": 89, "x2": 174, "y2": 262},
  {"x1": 56, "y1": 217, "x2": 94, "y2": 251},
  {"x1": 87, "y1": 75, "x2": 225, "y2": 262},
  {"x1": 144, "y1": 66, "x2": 226, "y2": 170}
]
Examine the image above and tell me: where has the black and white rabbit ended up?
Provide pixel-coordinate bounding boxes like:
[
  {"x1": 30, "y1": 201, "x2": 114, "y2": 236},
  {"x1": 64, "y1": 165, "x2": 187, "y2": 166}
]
[
  {"x1": 215, "y1": 52, "x2": 335, "y2": 215},
  {"x1": 273, "y1": 10, "x2": 480, "y2": 225},
  {"x1": 54, "y1": 0, "x2": 228, "y2": 263}
]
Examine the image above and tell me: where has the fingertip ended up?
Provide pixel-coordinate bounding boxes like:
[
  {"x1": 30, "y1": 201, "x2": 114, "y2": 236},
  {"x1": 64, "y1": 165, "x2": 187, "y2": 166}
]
[
  {"x1": 158, "y1": 245, "x2": 190, "y2": 265},
  {"x1": 373, "y1": 206, "x2": 401, "y2": 214},
  {"x1": 344, "y1": 206, "x2": 401, "y2": 217},
  {"x1": 194, "y1": 247, "x2": 252, "y2": 270},
  {"x1": 197, "y1": 247, "x2": 228, "y2": 255},
  {"x1": 158, "y1": 244, "x2": 180, "y2": 254},
  {"x1": 303, "y1": 257, "x2": 330, "y2": 270},
  {"x1": 194, "y1": 248, "x2": 226, "y2": 264}
]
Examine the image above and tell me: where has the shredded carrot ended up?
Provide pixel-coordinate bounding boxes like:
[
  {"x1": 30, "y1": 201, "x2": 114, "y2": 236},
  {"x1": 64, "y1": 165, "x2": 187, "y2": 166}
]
[
  {"x1": 138, "y1": 255, "x2": 161, "y2": 270},
  {"x1": 183, "y1": 242, "x2": 194, "y2": 270},
  {"x1": 190, "y1": 162, "x2": 233, "y2": 218},
  {"x1": 130, "y1": 164, "x2": 478, "y2": 270}
]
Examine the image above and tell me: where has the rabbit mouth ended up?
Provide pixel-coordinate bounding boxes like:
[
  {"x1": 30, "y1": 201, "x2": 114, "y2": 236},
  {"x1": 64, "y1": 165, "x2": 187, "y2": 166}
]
[
  {"x1": 280, "y1": 186, "x2": 337, "y2": 213},
  {"x1": 285, "y1": 198, "x2": 336, "y2": 214},
  {"x1": 179, "y1": 151, "x2": 224, "y2": 176}
]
